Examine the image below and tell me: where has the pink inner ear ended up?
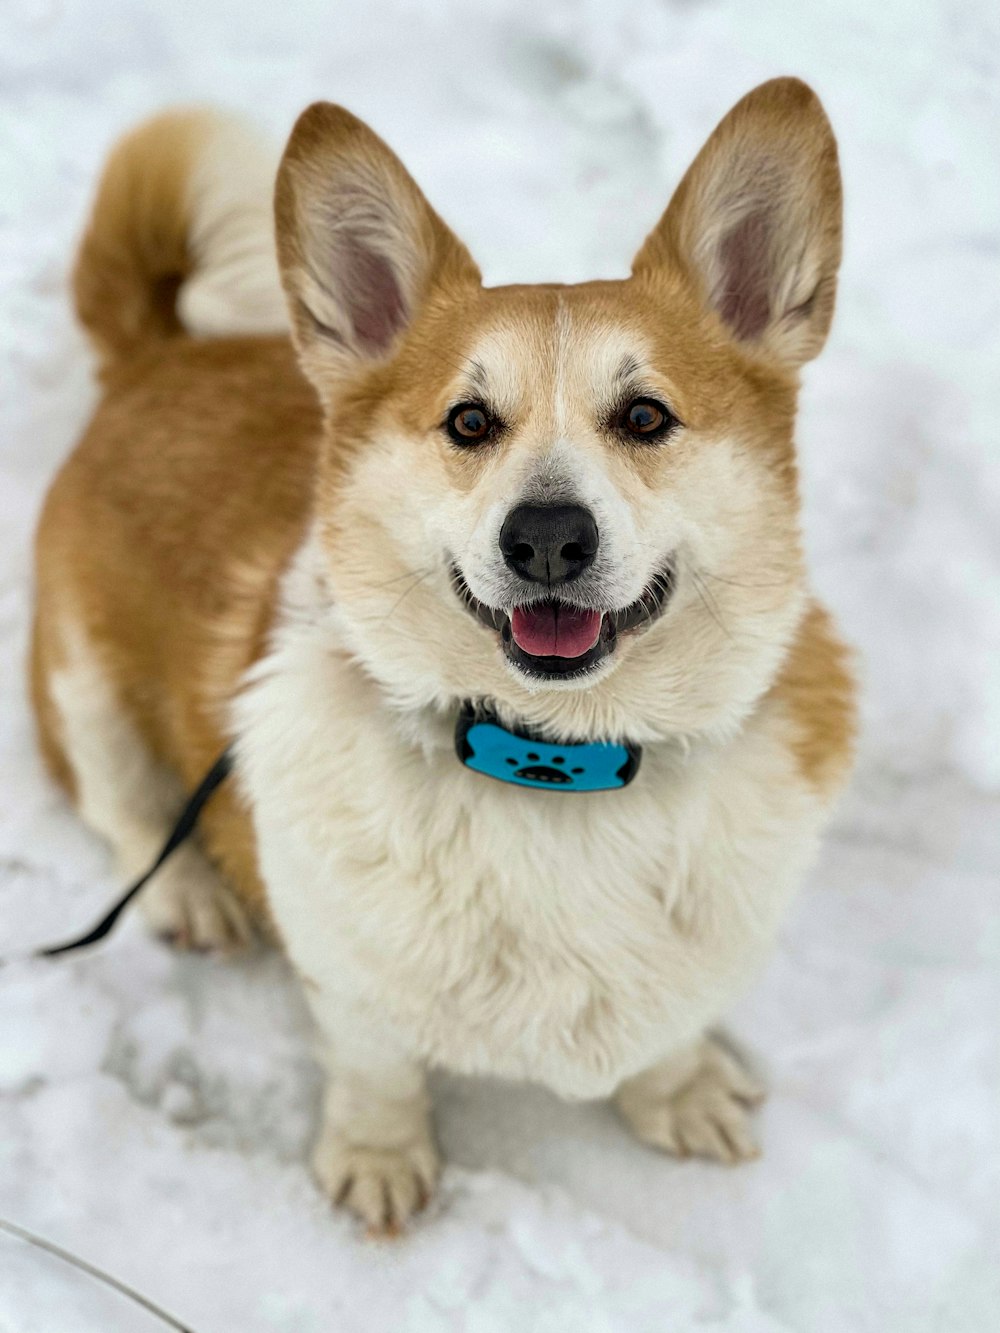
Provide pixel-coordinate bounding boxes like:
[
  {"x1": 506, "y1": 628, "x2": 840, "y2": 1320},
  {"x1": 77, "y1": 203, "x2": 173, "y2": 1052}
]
[
  {"x1": 716, "y1": 209, "x2": 773, "y2": 341},
  {"x1": 340, "y1": 233, "x2": 408, "y2": 355}
]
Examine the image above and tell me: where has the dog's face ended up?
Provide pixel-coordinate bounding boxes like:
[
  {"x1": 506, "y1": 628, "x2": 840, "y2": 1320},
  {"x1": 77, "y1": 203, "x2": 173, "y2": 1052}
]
[{"x1": 275, "y1": 79, "x2": 841, "y2": 741}]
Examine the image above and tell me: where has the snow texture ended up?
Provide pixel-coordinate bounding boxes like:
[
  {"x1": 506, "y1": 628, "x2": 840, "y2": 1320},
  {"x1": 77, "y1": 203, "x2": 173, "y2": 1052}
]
[{"x1": 1, "y1": 0, "x2": 999, "y2": 1328}]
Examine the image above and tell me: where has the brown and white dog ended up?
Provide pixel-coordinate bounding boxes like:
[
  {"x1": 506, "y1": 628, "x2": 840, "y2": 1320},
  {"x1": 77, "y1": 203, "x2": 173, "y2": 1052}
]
[{"x1": 31, "y1": 79, "x2": 856, "y2": 1232}]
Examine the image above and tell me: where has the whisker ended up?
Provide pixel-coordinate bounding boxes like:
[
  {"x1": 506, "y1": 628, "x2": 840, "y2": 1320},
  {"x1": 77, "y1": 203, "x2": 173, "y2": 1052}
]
[
  {"x1": 367, "y1": 565, "x2": 434, "y2": 592},
  {"x1": 382, "y1": 569, "x2": 434, "y2": 621},
  {"x1": 698, "y1": 569, "x2": 789, "y2": 590},
  {"x1": 431, "y1": 353, "x2": 478, "y2": 380},
  {"x1": 640, "y1": 579, "x2": 656, "y2": 628},
  {"x1": 690, "y1": 568, "x2": 734, "y2": 642}
]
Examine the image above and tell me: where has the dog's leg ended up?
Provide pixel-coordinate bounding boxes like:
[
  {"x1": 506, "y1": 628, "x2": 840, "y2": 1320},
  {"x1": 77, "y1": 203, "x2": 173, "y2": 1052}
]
[
  {"x1": 48, "y1": 631, "x2": 252, "y2": 953},
  {"x1": 306, "y1": 991, "x2": 438, "y2": 1234},
  {"x1": 615, "y1": 1034, "x2": 766, "y2": 1164}
]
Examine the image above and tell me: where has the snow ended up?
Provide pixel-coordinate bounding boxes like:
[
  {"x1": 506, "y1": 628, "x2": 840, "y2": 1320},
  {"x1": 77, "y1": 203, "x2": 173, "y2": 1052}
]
[{"x1": 1, "y1": 0, "x2": 999, "y2": 1328}]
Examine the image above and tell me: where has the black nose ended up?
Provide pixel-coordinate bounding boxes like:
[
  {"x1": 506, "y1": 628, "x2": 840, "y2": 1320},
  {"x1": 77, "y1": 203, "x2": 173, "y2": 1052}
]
[{"x1": 499, "y1": 503, "x2": 599, "y2": 586}]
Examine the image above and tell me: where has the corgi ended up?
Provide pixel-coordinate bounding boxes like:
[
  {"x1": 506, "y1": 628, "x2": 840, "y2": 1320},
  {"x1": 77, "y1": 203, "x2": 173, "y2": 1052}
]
[{"x1": 31, "y1": 80, "x2": 856, "y2": 1233}]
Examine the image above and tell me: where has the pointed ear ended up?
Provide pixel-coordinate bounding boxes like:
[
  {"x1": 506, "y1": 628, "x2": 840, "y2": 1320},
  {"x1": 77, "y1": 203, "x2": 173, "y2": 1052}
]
[
  {"x1": 274, "y1": 103, "x2": 480, "y2": 390},
  {"x1": 632, "y1": 78, "x2": 842, "y2": 370}
]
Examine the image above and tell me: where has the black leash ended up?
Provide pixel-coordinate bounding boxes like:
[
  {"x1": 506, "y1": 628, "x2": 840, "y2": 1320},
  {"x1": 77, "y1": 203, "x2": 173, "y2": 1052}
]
[{"x1": 3, "y1": 749, "x2": 233, "y2": 965}]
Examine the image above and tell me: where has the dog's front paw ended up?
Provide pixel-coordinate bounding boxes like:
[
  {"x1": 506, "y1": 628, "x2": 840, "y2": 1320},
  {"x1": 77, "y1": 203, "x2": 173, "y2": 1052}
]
[
  {"x1": 313, "y1": 1133, "x2": 440, "y2": 1236},
  {"x1": 617, "y1": 1036, "x2": 765, "y2": 1165}
]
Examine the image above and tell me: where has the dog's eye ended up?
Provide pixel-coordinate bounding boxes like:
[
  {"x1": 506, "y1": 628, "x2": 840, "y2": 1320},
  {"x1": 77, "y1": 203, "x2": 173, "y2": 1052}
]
[
  {"x1": 446, "y1": 402, "x2": 494, "y2": 445},
  {"x1": 620, "y1": 397, "x2": 676, "y2": 440}
]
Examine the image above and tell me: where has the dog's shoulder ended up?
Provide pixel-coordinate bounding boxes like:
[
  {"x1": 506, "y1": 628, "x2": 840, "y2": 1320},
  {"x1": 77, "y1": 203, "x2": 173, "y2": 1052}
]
[{"x1": 767, "y1": 600, "x2": 857, "y2": 799}]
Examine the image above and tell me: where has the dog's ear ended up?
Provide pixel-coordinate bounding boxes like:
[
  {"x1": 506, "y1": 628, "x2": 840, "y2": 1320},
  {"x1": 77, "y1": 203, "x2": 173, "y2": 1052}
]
[
  {"x1": 632, "y1": 78, "x2": 842, "y2": 370},
  {"x1": 275, "y1": 103, "x2": 480, "y2": 390}
]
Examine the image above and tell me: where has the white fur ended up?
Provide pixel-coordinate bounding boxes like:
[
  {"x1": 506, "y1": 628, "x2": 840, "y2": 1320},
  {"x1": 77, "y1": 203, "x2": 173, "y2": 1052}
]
[
  {"x1": 224, "y1": 526, "x2": 831, "y2": 1222},
  {"x1": 177, "y1": 112, "x2": 288, "y2": 338},
  {"x1": 230, "y1": 527, "x2": 827, "y2": 1213},
  {"x1": 616, "y1": 1034, "x2": 766, "y2": 1162}
]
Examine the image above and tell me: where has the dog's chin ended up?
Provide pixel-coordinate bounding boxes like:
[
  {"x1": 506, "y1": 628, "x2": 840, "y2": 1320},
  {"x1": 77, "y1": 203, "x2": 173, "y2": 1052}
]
[{"x1": 450, "y1": 564, "x2": 676, "y2": 686}]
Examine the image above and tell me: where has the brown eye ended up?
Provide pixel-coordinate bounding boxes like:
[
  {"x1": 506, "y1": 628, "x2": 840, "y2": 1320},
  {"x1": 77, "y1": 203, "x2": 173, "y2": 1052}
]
[
  {"x1": 447, "y1": 402, "x2": 494, "y2": 445},
  {"x1": 622, "y1": 398, "x2": 673, "y2": 439}
]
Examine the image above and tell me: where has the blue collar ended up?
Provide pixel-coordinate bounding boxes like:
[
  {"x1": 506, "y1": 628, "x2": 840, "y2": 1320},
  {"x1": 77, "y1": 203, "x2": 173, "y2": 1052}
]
[{"x1": 455, "y1": 702, "x2": 640, "y2": 792}]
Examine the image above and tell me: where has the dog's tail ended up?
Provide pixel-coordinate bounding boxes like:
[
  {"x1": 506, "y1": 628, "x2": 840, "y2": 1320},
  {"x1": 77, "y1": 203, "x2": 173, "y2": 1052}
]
[{"x1": 73, "y1": 108, "x2": 288, "y2": 379}]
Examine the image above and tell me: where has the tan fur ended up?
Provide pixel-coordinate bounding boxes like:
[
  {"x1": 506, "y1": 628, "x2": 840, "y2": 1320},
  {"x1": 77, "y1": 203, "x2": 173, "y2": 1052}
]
[
  {"x1": 32, "y1": 336, "x2": 321, "y2": 927},
  {"x1": 770, "y1": 601, "x2": 857, "y2": 795},
  {"x1": 73, "y1": 110, "x2": 205, "y2": 378},
  {"x1": 30, "y1": 598, "x2": 76, "y2": 797},
  {"x1": 32, "y1": 79, "x2": 857, "y2": 1231}
]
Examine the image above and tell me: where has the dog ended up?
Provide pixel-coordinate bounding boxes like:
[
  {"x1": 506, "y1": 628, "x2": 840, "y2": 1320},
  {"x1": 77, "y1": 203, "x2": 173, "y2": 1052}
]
[{"x1": 30, "y1": 78, "x2": 856, "y2": 1233}]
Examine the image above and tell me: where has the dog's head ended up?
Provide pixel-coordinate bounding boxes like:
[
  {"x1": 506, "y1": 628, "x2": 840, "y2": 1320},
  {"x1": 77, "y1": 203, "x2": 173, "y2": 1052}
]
[{"x1": 274, "y1": 78, "x2": 841, "y2": 741}]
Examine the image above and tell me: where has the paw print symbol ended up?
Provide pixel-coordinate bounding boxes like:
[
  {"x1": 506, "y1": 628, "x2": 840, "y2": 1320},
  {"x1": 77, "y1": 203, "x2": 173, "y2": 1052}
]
[{"x1": 506, "y1": 752, "x2": 586, "y2": 785}]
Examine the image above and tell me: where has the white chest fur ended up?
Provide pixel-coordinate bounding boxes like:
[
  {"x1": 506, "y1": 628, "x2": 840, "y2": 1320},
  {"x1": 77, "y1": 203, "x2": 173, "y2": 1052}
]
[{"x1": 233, "y1": 591, "x2": 824, "y2": 1101}]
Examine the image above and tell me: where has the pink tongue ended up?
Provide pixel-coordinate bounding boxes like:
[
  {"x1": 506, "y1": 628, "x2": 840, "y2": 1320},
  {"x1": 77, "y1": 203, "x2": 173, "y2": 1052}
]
[{"x1": 511, "y1": 604, "x2": 602, "y2": 658}]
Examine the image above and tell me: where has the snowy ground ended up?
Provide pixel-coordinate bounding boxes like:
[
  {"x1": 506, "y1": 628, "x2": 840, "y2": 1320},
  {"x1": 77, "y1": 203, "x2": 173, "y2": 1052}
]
[{"x1": 2, "y1": 0, "x2": 999, "y2": 1328}]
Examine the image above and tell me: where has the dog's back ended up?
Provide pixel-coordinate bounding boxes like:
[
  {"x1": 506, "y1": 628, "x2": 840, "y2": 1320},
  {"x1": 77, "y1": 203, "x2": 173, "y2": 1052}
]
[{"x1": 32, "y1": 112, "x2": 316, "y2": 938}]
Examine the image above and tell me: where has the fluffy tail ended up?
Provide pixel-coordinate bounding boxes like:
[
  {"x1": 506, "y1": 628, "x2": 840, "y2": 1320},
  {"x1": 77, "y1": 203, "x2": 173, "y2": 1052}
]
[{"x1": 73, "y1": 108, "x2": 287, "y2": 377}]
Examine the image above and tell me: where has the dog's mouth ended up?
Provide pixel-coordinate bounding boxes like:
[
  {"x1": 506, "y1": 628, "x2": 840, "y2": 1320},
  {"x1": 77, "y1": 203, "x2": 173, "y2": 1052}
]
[{"x1": 450, "y1": 565, "x2": 675, "y2": 680}]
